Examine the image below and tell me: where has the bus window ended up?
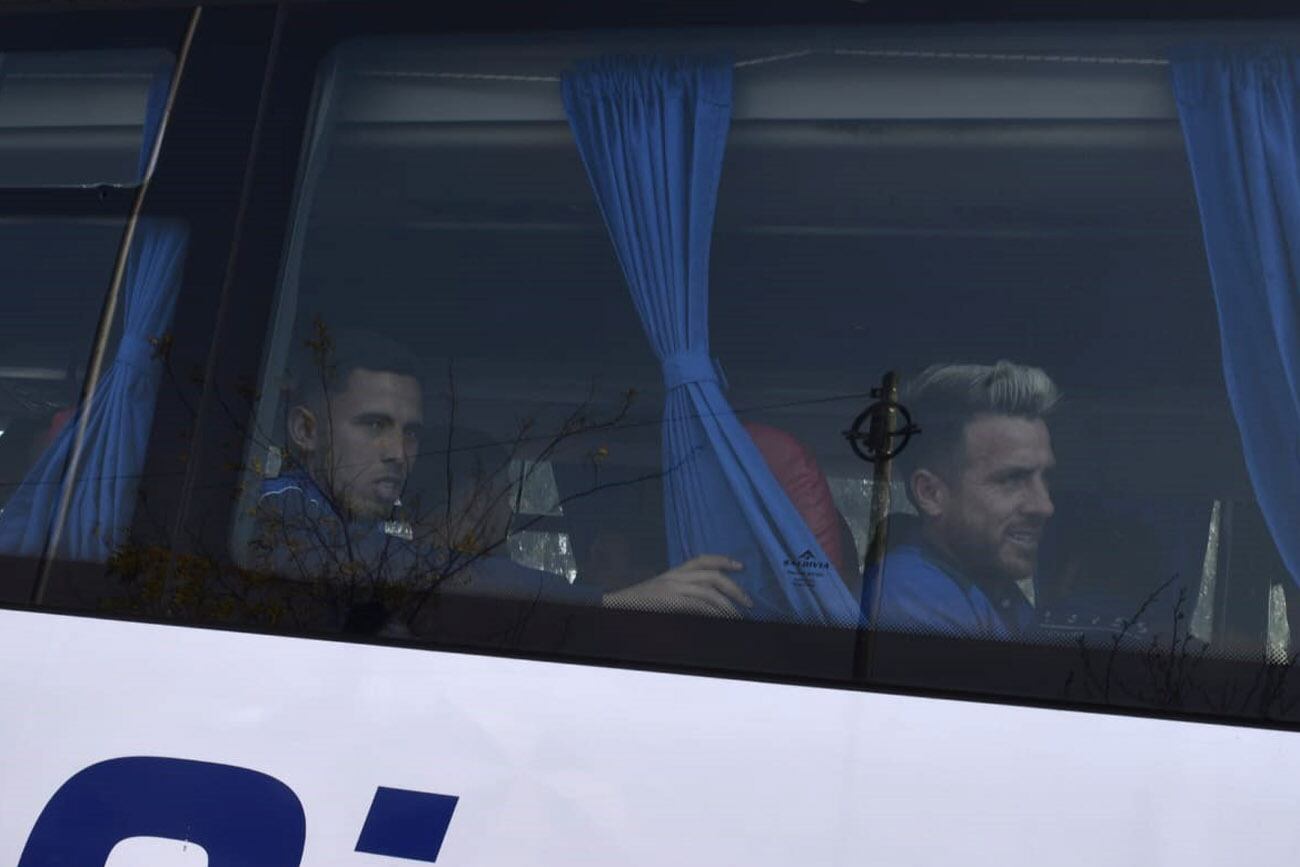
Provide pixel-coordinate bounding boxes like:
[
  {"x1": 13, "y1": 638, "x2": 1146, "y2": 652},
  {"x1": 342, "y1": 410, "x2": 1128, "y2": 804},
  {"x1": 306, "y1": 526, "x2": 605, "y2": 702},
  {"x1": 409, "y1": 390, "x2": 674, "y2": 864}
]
[
  {"x1": 224, "y1": 24, "x2": 1300, "y2": 713},
  {"x1": 0, "y1": 46, "x2": 186, "y2": 606},
  {"x1": 0, "y1": 216, "x2": 190, "y2": 593},
  {"x1": 0, "y1": 220, "x2": 125, "y2": 523}
]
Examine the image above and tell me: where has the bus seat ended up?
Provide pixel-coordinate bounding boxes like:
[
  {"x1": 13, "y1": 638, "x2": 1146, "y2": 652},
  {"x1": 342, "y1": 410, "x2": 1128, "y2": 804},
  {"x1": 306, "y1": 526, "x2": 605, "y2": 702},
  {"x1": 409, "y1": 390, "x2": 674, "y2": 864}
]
[
  {"x1": 1035, "y1": 492, "x2": 1210, "y2": 639},
  {"x1": 742, "y1": 422, "x2": 850, "y2": 581},
  {"x1": 554, "y1": 422, "x2": 853, "y2": 594},
  {"x1": 36, "y1": 406, "x2": 74, "y2": 453}
]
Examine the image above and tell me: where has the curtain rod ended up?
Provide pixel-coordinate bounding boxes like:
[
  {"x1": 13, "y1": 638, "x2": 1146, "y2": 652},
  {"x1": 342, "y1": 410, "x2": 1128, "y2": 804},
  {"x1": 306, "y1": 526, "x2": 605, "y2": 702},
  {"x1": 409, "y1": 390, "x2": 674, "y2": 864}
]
[
  {"x1": 358, "y1": 46, "x2": 1169, "y2": 83},
  {"x1": 4, "y1": 72, "x2": 157, "y2": 80},
  {"x1": 828, "y1": 48, "x2": 1168, "y2": 66}
]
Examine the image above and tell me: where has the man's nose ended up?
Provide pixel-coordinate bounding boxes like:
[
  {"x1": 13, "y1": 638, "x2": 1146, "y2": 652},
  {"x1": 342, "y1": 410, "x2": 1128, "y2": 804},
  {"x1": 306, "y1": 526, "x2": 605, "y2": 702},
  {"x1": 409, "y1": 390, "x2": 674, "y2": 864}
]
[
  {"x1": 1025, "y1": 476, "x2": 1054, "y2": 519},
  {"x1": 378, "y1": 430, "x2": 407, "y2": 465},
  {"x1": 385, "y1": 435, "x2": 418, "y2": 470}
]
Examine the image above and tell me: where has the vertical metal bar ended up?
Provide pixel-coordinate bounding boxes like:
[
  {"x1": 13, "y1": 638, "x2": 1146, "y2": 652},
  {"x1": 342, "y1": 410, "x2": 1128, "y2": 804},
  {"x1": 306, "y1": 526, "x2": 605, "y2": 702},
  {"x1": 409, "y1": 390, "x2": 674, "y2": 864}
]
[
  {"x1": 854, "y1": 370, "x2": 898, "y2": 681},
  {"x1": 863, "y1": 373, "x2": 899, "y2": 580},
  {"x1": 30, "y1": 8, "x2": 203, "y2": 605}
]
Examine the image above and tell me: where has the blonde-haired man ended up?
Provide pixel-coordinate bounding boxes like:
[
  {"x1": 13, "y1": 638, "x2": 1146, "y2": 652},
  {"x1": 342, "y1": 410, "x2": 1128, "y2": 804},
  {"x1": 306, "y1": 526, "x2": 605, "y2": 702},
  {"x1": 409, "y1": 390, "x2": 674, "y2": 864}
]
[{"x1": 866, "y1": 361, "x2": 1059, "y2": 639}]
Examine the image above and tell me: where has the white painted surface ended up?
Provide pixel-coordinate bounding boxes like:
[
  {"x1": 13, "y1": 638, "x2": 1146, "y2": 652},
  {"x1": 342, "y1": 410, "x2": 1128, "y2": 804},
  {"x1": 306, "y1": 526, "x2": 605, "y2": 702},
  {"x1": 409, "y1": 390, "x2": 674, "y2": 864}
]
[
  {"x1": 106, "y1": 837, "x2": 209, "y2": 866},
  {"x1": 2, "y1": 608, "x2": 1297, "y2": 866}
]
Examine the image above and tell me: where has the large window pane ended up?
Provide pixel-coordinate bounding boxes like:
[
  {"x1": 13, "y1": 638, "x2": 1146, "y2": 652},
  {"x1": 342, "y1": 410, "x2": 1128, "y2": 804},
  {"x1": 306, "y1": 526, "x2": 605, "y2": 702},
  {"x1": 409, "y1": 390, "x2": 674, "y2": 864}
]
[{"x1": 230, "y1": 25, "x2": 1300, "y2": 716}]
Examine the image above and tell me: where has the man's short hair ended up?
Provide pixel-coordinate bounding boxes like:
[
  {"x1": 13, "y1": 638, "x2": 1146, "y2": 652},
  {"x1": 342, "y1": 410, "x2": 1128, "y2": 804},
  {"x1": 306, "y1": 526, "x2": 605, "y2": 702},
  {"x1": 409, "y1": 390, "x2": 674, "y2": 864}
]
[
  {"x1": 289, "y1": 327, "x2": 423, "y2": 413},
  {"x1": 899, "y1": 360, "x2": 1060, "y2": 496}
]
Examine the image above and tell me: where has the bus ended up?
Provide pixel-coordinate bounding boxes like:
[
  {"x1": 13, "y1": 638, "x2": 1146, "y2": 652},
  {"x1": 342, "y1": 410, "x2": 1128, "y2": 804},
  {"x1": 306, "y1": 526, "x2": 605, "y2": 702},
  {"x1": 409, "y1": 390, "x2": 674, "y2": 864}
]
[{"x1": 4, "y1": 1, "x2": 1300, "y2": 863}]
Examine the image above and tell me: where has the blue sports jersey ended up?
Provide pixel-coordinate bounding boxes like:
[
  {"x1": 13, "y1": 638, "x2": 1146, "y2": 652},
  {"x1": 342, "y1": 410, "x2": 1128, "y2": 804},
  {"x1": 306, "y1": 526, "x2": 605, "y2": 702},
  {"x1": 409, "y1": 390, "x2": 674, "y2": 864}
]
[
  {"x1": 862, "y1": 519, "x2": 1036, "y2": 640},
  {"x1": 250, "y1": 469, "x2": 601, "y2": 609}
]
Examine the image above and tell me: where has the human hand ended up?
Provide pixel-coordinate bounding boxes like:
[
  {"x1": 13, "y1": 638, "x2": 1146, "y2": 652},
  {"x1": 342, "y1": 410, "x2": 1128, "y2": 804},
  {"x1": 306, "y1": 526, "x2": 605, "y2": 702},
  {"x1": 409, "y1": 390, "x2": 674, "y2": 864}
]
[{"x1": 601, "y1": 555, "x2": 753, "y2": 617}]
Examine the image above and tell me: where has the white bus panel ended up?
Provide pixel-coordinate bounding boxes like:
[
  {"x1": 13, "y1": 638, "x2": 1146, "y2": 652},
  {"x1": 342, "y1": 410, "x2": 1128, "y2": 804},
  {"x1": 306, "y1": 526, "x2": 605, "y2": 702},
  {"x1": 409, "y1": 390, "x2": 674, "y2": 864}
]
[{"x1": 3, "y1": 608, "x2": 1296, "y2": 866}]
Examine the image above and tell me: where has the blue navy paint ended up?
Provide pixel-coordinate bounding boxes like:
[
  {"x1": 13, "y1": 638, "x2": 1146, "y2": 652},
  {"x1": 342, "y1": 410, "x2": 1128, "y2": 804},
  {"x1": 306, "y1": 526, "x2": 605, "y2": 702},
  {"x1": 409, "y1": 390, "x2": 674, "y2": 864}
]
[
  {"x1": 355, "y1": 786, "x2": 460, "y2": 863},
  {"x1": 18, "y1": 756, "x2": 306, "y2": 866}
]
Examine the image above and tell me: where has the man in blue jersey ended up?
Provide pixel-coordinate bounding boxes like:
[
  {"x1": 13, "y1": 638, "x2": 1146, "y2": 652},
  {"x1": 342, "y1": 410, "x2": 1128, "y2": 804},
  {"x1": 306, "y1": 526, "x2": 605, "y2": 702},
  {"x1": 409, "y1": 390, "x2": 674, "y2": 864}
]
[
  {"x1": 248, "y1": 329, "x2": 750, "y2": 634},
  {"x1": 864, "y1": 361, "x2": 1059, "y2": 640}
]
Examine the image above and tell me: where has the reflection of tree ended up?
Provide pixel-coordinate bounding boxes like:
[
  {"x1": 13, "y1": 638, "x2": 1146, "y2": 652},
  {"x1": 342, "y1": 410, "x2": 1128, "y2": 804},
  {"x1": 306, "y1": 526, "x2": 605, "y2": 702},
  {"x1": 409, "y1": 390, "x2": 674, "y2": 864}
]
[
  {"x1": 1068, "y1": 574, "x2": 1204, "y2": 705},
  {"x1": 1064, "y1": 571, "x2": 1300, "y2": 721},
  {"x1": 105, "y1": 317, "x2": 662, "y2": 637},
  {"x1": 83, "y1": 323, "x2": 1300, "y2": 726}
]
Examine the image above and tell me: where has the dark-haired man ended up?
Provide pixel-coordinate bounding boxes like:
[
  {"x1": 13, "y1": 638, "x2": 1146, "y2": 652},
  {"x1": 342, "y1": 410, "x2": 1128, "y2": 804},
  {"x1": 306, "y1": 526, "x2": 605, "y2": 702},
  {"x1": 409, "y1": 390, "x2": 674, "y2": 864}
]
[
  {"x1": 863, "y1": 361, "x2": 1059, "y2": 639},
  {"x1": 250, "y1": 330, "x2": 752, "y2": 632}
]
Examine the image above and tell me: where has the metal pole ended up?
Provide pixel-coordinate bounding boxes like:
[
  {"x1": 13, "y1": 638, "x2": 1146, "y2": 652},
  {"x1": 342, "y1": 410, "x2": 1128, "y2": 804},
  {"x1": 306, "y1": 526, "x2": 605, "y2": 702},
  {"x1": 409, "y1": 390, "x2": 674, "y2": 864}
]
[
  {"x1": 853, "y1": 370, "x2": 899, "y2": 680},
  {"x1": 31, "y1": 8, "x2": 203, "y2": 605},
  {"x1": 863, "y1": 371, "x2": 899, "y2": 618}
]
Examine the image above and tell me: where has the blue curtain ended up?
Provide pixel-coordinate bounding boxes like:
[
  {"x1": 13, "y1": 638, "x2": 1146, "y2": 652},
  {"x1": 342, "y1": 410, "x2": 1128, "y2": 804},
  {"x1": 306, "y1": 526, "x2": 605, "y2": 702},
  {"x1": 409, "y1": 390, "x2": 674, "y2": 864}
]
[
  {"x1": 562, "y1": 56, "x2": 859, "y2": 625},
  {"x1": 1173, "y1": 48, "x2": 1300, "y2": 586},
  {"x1": 0, "y1": 63, "x2": 185, "y2": 562},
  {"x1": 0, "y1": 221, "x2": 188, "y2": 561}
]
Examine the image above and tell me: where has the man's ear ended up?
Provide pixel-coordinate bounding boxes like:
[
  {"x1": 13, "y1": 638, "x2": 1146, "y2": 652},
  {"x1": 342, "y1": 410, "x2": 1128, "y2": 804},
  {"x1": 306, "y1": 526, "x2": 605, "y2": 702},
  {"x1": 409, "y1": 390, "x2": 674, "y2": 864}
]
[
  {"x1": 287, "y1": 405, "x2": 318, "y2": 455},
  {"x1": 910, "y1": 468, "x2": 949, "y2": 519}
]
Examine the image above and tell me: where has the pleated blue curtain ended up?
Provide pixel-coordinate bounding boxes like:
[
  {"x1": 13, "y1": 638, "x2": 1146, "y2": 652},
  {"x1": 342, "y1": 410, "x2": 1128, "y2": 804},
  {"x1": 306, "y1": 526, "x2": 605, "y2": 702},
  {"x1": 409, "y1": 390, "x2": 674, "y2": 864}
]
[
  {"x1": 1172, "y1": 48, "x2": 1300, "y2": 586},
  {"x1": 0, "y1": 62, "x2": 186, "y2": 561},
  {"x1": 0, "y1": 222, "x2": 188, "y2": 560},
  {"x1": 562, "y1": 56, "x2": 859, "y2": 625}
]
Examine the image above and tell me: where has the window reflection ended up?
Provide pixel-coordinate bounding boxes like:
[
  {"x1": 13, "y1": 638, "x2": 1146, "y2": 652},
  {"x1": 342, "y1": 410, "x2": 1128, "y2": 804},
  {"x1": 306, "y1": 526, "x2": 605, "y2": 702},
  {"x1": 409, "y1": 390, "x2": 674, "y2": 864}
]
[{"x1": 226, "y1": 32, "x2": 1296, "y2": 674}]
